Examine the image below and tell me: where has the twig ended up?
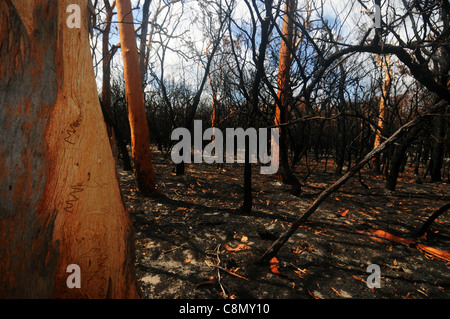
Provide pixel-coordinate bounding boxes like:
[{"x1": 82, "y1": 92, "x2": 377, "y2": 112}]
[
  {"x1": 215, "y1": 244, "x2": 228, "y2": 298},
  {"x1": 163, "y1": 243, "x2": 187, "y2": 254},
  {"x1": 205, "y1": 260, "x2": 249, "y2": 281},
  {"x1": 268, "y1": 112, "x2": 341, "y2": 129}
]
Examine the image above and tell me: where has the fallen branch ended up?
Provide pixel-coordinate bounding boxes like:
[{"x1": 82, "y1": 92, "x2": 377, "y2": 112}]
[
  {"x1": 369, "y1": 229, "x2": 450, "y2": 263},
  {"x1": 205, "y1": 260, "x2": 249, "y2": 281},
  {"x1": 259, "y1": 100, "x2": 448, "y2": 264},
  {"x1": 414, "y1": 203, "x2": 450, "y2": 238},
  {"x1": 215, "y1": 244, "x2": 228, "y2": 298},
  {"x1": 163, "y1": 243, "x2": 188, "y2": 254}
]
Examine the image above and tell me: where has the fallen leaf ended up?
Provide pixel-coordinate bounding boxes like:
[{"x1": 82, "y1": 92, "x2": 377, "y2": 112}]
[
  {"x1": 339, "y1": 209, "x2": 349, "y2": 217},
  {"x1": 241, "y1": 235, "x2": 248, "y2": 242},
  {"x1": 331, "y1": 287, "x2": 341, "y2": 296},
  {"x1": 352, "y1": 275, "x2": 366, "y2": 284},
  {"x1": 269, "y1": 257, "x2": 281, "y2": 273},
  {"x1": 269, "y1": 257, "x2": 287, "y2": 277},
  {"x1": 290, "y1": 263, "x2": 307, "y2": 278},
  {"x1": 356, "y1": 211, "x2": 371, "y2": 218},
  {"x1": 417, "y1": 288, "x2": 428, "y2": 297},
  {"x1": 308, "y1": 289, "x2": 319, "y2": 299},
  {"x1": 369, "y1": 236, "x2": 385, "y2": 243},
  {"x1": 224, "y1": 242, "x2": 251, "y2": 252},
  {"x1": 195, "y1": 276, "x2": 217, "y2": 289}
]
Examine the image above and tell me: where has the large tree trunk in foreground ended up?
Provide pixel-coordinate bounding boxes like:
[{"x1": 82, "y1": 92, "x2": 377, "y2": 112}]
[
  {"x1": 0, "y1": 0, "x2": 140, "y2": 298},
  {"x1": 260, "y1": 100, "x2": 447, "y2": 263},
  {"x1": 116, "y1": 0, "x2": 156, "y2": 195}
]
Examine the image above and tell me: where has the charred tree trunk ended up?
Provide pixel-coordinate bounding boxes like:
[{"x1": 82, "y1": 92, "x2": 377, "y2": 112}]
[
  {"x1": 385, "y1": 123, "x2": 423, "y2": 191},
  {"x1": 100, "y1": 0, "x2": 132, "y2": 171},
  {"x1": 101, "y1": 0, "x2": 116, "y2": 139},
  {"x1": 138, "y1": 0, "x2": 151, "y2": 87},
  {"x1": 0, "y1": 0, "x2": 140, "y2": 298},
  {"x1": 99, "y1": 99, "x2": 133, "y2": 171},
  {"x1": 335, "y1": 65, "x2": 347, "y2": 175},
  {"x1": 242, "y1": 136, "x2": 253, "y2": 214},
  {"x1": 335, "y1": 115, "x2": 346, "y2": 174},
  {"x1": 429, "y1": 112, "x2": 446, "y2": 182},
  {"x1": 260, "y1": 101, "x2": 447, "y2": 263}
]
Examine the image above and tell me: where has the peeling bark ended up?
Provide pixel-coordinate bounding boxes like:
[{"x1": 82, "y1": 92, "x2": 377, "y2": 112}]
[{"x1": 0, "y1": 0, "x2": 140, "y2": 298}]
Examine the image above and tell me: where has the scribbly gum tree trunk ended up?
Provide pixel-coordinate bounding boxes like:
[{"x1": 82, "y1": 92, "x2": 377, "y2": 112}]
[
  {"x1": 372, "y1": 55, "x2": 392, "y2": 173},
  {"x1": 0, "y1": 0, "x2": 140, "y2": 298},
  {"x1": 274, "y1": 0, "x2": 301, "y2": 195},
  {"x1": 116, "y1": 0, "x2": 156, "y2": 195}
]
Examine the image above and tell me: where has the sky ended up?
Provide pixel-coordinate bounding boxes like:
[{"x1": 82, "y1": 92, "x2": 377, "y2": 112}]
[{"x1": 91, "y1": 0, "x2": 418, "y2": 99}]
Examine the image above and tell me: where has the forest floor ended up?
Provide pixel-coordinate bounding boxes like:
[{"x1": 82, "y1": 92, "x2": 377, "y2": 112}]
[{"x1": 118, "y1": 147, "x2": 450, "y2": 299}]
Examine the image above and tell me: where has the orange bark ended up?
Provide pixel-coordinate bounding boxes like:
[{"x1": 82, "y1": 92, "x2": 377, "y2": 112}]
[
  {"x1": 274, "y1": 0, "x2": 295, "y2": 154},
  {"x1": 116, "y1": 0, "x2": 156, "y2": 195},
  {"x1": 1, "y1": 0, "x2": 140, "y2": 298},
  {"x1": 369, "y1": 229, "x2": 416, "y2": 246},
  {"x1": 372, "y1": 55, "x2": 392, "y2": 169},
  {"x1": 369, "y1": 229, "x2": 450, "y2": 263},
  {"x1": 273, "y1": 0, "x2": 299, "y2": 189}
]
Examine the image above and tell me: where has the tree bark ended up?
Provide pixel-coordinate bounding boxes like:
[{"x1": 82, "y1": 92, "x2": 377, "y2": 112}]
[
  {"x1": 101, "y1": 0, "x2": 115, "y2": 138},
  {"x1": 335, "y1": 63, "x2": 347, "y2": 175},
  {"x1": 116, "y1": 0, "x2": 156, "y2": 195},
  {"x1": 0, "y1": 0, "x2": 140, "y2": 298},
  {"x1": 372, "y1": 55, "x2": 392, "y2": 173},
  {"x1": 139, "y1": 0, "x2": 151, "y2": 86},
  {"x1": 429, "y1": 112, "x2": 446, "y2": 182},
  {"x1": 274, "y1": 0, "x2": 301, "y2": 195},
  {"x1": 385, "y1": 123, "x2": 423, "y2": 191},
  {"x1": 242, "y1": 137, "x2": 253, "y2": 214},
  {"x1": 99, "y1": 0, "x2": 132, "y2": 171}
]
